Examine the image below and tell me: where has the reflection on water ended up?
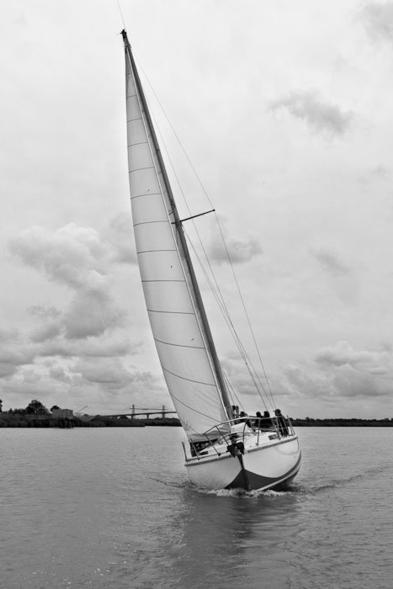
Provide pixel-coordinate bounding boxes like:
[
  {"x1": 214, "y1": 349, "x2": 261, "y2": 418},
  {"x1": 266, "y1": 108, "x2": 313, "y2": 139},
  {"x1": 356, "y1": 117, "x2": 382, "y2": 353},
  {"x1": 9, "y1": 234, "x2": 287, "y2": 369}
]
[
  {"x1": 162, "y1": 484, "x2": 305, "y2": 588},
  {"x1": 1, "y1": 427, "x2": 393, "y2": 588}
]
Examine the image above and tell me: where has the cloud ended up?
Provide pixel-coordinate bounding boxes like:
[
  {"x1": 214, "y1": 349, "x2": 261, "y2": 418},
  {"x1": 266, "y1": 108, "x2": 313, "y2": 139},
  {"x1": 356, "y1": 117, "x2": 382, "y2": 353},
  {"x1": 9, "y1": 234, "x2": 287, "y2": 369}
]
[
  {"x1": 311, "y1": 248, "x2": 351, "y2": 277},
  {"x1": 281, "y1": 341, "x2": 393, "y2": 406},
  {"x1": 0, "y1": 329, "x2": 36, "y2": 378},
  {"x1": 71, "y1": 358, "x2": 162, "y2": 402},
  {"x1": 270, "y1": 91, "x2": 352, "y2": 136},
  {"x1": 310, "y1": 247, "x2": 359, "y2": 304},
  {"x1": 0, "y1": 328, "x2": 20, "y2": 343},
  {"x1": 40, "y1": 333, "x2": 134, "y2": 359},
  {"x1": 30, "y1": 322, "x2": 62, "y2": 343},
  {"x1": 221, "y1": 355, "x2": 272, "y2": 403},
  {"x1": 4, "y1": 365, "x2": 72, "y2": 400},
  {"x1": 63, "y1": 290, "x2": 125, "y2": 339},
  {"x1": 2, "y1": 221, "x2": 144, "y2": 409},
  {"x1": 316, "y1": 340, "x2": 391, "y2": 373},
  {"x1": 10, "y1": 222, "x2": 129, "y2": 341},
  {"x1": 208, "y1": 235, "x2": 262, "y2": 265},
  {"x1": 358, "y1": 164, "x2": 390, "y2": 186},
  {"x1": 103, "y1": 212, "x2": 136, "y2": 264},
  {"x1": 9, "y1": 223, "x2": 108, "y2": 290},
  {"x1": 73, "y1": 357, "x2": 132, "y2": 389},
  {"x1": 9, "y1": 216, "x2": 136, "y2": 290},
  {"x1": 360, "y1": 2, "x2": 393, "y2": 45},
  {"x1": 29, "y1": 306, "x2": 61, "y2": 319}
]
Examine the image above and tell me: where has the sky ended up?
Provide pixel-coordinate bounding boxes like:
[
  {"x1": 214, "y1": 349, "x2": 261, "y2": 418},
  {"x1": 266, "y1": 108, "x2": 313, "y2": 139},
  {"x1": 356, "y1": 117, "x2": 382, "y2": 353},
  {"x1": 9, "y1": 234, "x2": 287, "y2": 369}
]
[{"x1": 1, "y1": 0, "x2": 393, "y2": 418}]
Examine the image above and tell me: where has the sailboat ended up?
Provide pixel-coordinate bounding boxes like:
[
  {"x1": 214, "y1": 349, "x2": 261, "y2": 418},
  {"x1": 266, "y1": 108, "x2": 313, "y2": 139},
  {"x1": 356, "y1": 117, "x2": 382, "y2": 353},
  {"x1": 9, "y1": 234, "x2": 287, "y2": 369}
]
[{"x1": 121, "y1": 30, "x2": 301, "y2": 491}]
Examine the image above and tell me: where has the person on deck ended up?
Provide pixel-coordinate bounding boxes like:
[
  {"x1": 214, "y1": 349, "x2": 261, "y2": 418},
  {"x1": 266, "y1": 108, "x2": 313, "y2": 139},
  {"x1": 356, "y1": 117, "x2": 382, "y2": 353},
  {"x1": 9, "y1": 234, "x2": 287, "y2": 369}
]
[
  {"x1": 255, "y1": 411, "x2": 263, "y2": 428},
  {"x1": 238, "y1": 410, "x2": 252, "y2": 426},
  {"x1": 231, "y1": 405, "x2": 239, "y2": 419},
  {"x1": 274, "y1": 408, "x2": 289, "y2": 437},
  {"x1": 262, "y1": 410, "x2": 273, "y2": 429}
]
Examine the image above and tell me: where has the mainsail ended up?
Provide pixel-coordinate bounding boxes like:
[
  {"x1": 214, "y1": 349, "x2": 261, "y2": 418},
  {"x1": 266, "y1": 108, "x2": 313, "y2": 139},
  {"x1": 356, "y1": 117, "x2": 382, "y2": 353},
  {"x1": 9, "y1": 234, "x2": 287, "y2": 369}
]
[{"x1": 122, "y1": 31, "x2": 231, "y2": 441}]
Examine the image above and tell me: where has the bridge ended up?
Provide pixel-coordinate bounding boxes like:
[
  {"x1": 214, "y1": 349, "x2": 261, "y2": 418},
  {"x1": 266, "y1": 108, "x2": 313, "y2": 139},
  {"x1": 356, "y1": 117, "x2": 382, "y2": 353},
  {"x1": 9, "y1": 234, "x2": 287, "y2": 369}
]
[{"x1": 102, "y1": 405, "x2": 177, "y2": 420}]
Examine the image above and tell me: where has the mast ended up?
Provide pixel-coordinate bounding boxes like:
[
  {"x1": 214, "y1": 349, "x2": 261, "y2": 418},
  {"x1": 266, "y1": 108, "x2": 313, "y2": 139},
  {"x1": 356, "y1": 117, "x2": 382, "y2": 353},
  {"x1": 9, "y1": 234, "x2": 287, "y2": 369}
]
[{"x1": 121, "y1": 30, "x2": 232, "y2": 418}]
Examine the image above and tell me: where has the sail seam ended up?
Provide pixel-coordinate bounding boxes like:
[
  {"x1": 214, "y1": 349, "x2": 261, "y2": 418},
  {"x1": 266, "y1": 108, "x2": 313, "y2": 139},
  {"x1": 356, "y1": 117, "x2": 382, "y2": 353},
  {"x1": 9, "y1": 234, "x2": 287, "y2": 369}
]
[
  {"x1": 129, "y1": 165, "x2": 155, "y2": 172},
  {"x1": 154, "y1": 337, "x2": 204, "y2": 350},
  {"x1": 127, "y1": 140, "x2": 148, "y2": 147},
  {"x1": 141, "y1": 279, "x2": 185, "y2": 283},
  {"x1": 137, "y1": 249, "x2": 177, "y2": 254},
  {"x1": 130, "y1": 192, "x2": 161, "y2": 200},
  {"x1": 133, "y1": 220, "x2": 167, "y2": 227},
  {"x1": 163, "y1": 367, "x2": 215, "y2": 387},
  {"x1": 147, "y1": 309, "x2": 194, "y2": 315},
  {"x1": 168, "y1": 391, "x2": 220, "y2": 423}
]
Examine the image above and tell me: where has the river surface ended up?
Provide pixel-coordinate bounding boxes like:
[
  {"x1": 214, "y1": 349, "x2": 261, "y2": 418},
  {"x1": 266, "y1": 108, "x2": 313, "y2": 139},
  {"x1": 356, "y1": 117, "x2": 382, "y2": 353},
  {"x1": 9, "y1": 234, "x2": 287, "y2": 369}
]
[{"x1": 1, "y1": 426, "x2": 393, "y2": 588}]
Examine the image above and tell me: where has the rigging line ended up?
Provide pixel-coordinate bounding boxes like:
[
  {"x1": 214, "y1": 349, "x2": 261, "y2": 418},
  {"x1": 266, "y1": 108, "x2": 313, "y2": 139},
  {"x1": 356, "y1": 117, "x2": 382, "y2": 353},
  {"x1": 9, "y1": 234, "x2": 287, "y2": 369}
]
[
  {"x1": 116, "y1": 0, "x2": 126, "y2": 29},
  {"x1": 151, "y1": 115, "x2": 270, "y2": 406},
  {"x1": 191, "y1": 249, "x2": 272, "y2": 410},
  {"x1": 223, "y1": 373, "x2": 244, "y2": 412},
  {"x1": 181, "y1": 222, "x2": 269, "y2": 398},
  {"x1": 179, "y1": 223, "x2": 268, "y2": 396},
  {"x1": 136, "y1": 56, "x2": 273, "y2": 409},
  {"x1": 151, "y1": 125, "x2": 246, "y2": 348},
  {"x1": 137, "y1": 62, "x2": 275, "y2": 408},
  {"x1": 185, "y1": 228, "x2": 270, "y2": 411},
  {"x1": 215, "y1": 221, "x2": 276, "y2": 409}
]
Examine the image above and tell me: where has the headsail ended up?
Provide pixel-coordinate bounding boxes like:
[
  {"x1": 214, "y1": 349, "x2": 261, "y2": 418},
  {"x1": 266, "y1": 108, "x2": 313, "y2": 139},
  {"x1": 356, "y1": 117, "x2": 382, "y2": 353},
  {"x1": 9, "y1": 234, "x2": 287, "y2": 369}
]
[{"x1": 122, "y1": 31, "x2": 231, "y2": 441}]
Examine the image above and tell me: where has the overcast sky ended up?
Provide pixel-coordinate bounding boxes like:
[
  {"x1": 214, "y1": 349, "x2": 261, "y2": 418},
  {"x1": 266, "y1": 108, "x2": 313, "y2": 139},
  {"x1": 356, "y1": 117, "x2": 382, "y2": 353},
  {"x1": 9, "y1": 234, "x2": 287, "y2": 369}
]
[{"x1": 1, "y1": 0, "x2": 393, "y2": 418}]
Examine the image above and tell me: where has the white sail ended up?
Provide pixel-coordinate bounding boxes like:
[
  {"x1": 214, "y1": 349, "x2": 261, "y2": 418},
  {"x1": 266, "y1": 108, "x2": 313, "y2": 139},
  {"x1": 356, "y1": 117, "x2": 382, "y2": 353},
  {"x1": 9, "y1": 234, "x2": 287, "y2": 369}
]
[{"x1": 124, "y1": 45, "x2": 229, "y2": 441}]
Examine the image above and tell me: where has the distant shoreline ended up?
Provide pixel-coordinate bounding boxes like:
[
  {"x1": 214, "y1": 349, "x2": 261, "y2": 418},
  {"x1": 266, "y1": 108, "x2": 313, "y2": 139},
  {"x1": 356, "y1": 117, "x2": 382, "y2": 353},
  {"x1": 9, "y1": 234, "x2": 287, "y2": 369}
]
[
  {"x1": 1, "y1": 414, "x2": 393, "y2": 428},
  {"x1": 291, "y1": 418, "x2": 393, "y2": 427},
  {"x1": 0, "y1": 414, "x2": 181, "y2": 428}
]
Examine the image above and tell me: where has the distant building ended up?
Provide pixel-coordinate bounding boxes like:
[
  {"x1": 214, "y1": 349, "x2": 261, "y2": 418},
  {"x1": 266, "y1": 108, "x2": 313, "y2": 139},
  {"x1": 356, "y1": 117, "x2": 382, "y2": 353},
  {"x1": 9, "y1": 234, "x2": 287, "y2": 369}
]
[{"x1": 51, "y1": 408, "x2": 73, "y2": 418}]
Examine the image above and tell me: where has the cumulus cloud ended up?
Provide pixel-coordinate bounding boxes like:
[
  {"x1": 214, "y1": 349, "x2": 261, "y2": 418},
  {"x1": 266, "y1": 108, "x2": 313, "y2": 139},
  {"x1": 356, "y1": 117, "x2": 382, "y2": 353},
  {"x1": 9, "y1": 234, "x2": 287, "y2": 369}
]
[
  {"x1": 9, "y1": 216, "x2": 136, "y2": 289},
  {"x1": 270, "y1": 91, "x2": 352, "y2": 136},
  {"x1": 73, "y1": 357, "x2": 132, "y2": 389},
  {"x1": 2, "y1": 220, "x2": 146, "y2": 411},
  {"x1": 63, "y1": 290, "x2": 125, "y2": 339},
  {"x1": 208, "y1": 235, "x2": 262, "y2": 265},
  {"x1": 221, "y1": 355, "x2": 272, "y2": 402},
  {"x1": 103, "y1": 212, "x2": 136, "y2": 264},
  {"x1": 0, "y1": 329, "x2": 36, "y2": 378},
  {"x1": 4, "y1": 365, "x2": 72, "y2": 400},
  {"x1": 40, "y1": 333, "x2": 133, "y2": 359},
  {"x1": 10, "y1": 222, "x2": 129, "y2": 341},
  {"x1": 358, "y1": 165, "x2": 390, "y2": 186},
  {"x1": 316, "y1": 340, "x2": 391, "y2": 374},
  {"x1": 9, "y1": 223, "x2": 108, "y2": 289},
  {"x1": 282, "y1": 341, "x2": 393, "y2": 407},
  {"x1": 29, "y1": 306, "x2": 61, "y2": 319},
  {"x1": 311, "y1": 247, "x2": 358, "y2": 304},
  {"x1": 311, "y1": 248, "x2": 351, "y2": 277},
  {"x1": 360, "y1": 2, "x2": 393, "y2": 45}
]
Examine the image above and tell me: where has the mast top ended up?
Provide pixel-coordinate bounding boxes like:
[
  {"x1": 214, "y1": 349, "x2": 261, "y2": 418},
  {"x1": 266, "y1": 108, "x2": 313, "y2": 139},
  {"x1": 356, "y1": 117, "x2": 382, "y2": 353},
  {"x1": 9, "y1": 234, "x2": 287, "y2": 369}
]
[{"x1": 121, "y1": 29, "x2": 130, "y2": 46}]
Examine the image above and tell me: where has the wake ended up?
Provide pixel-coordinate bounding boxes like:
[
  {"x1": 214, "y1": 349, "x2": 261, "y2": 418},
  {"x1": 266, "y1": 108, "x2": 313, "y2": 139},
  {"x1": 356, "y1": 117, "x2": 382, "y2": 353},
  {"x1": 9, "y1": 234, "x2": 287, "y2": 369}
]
[{"x1": 307, "y1": 463, "x2": 389, "y2": 494}]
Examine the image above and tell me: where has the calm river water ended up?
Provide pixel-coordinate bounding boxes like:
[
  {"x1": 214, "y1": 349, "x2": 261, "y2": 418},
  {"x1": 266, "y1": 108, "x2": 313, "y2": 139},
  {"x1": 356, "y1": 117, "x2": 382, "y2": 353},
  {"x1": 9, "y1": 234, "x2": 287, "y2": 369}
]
[{"x1": 1, "y1": 426, "x2": 393, "y2": 588}]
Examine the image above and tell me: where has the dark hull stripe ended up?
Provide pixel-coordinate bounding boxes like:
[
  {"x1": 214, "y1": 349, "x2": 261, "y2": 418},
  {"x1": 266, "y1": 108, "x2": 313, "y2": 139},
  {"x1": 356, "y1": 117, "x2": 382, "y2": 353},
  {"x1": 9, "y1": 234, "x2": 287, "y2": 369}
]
[{"x1": 226, "y1": 453, "x2": 302, "y2": 491}]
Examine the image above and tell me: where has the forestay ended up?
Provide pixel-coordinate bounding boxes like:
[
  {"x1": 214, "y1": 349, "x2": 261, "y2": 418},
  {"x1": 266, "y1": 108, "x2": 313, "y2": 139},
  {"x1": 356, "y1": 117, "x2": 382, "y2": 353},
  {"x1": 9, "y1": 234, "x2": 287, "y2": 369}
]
[{"x1": 124, "y1": 43, "x2": 229, "y2": 441}]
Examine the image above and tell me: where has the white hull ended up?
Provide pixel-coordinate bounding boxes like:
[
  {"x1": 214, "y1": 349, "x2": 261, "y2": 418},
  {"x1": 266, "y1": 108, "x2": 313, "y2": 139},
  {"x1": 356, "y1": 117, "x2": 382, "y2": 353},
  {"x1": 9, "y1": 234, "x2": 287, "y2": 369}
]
[{"x1": 185, "y1": 433, "x2": 301, "y2": 491}]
